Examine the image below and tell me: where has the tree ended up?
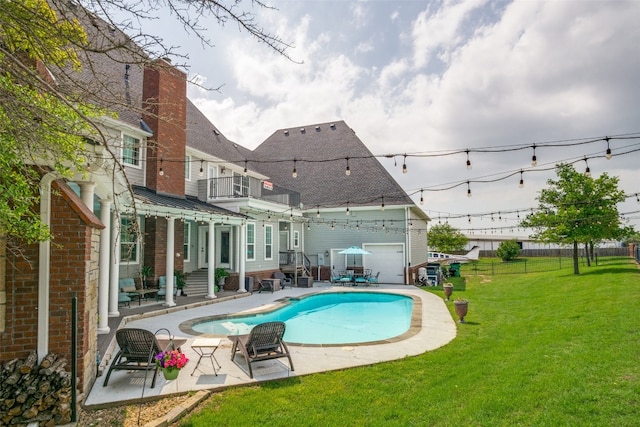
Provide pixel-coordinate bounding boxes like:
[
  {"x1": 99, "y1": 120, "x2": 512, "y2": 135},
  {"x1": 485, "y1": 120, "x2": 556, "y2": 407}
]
[
  {"x1": 427, "y1": 223, "x2": 468, "y2": 253},
  {"x1": 520, "y1": 164, "x2": 634, "y2": 274},
  {"x1": 0, "y1": 0, "x2": 291, "y2": 256},
  {"x1": 1, "y1": 0, "x2": 96, "y2": 251},
  {"x1": 496, "y1": 240, "x2": 520, "y2": 261}
]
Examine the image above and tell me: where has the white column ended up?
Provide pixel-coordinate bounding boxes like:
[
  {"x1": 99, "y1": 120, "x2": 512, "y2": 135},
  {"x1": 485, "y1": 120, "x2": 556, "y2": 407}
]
[
  {"x1": 164, "y1": 217, "x2": 176, "y2": 307},
  {"x1": 97, "y1": 198, "x2": 111, "y2": 334},
  {"x1": 206, "y1": 221, "x2": 217, "y2": 299},
  {"x1": 237, "y1": 223, "x2": 246, "y2": 293},
  {"x1": 108, "y1": 209, "x2": 121, "y2": 317},
  {"x1": 37, "y1": 173, "x2": 56, "y2": 361},
  {"x1": 77, "y1": 181, "x2": 96, "y2": 213}
]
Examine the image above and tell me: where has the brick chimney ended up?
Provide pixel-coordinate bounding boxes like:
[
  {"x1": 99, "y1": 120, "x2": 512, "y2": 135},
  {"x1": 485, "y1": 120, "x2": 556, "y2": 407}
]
[{"x1": 143, "y1": 58, "x2": 187, "y2": 196}]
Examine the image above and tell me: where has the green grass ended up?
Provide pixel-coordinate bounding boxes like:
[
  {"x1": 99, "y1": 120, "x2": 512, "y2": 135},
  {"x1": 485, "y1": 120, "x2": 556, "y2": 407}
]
[{"x1": 179, "y1": 257, "x2": 640, "y2": 426}]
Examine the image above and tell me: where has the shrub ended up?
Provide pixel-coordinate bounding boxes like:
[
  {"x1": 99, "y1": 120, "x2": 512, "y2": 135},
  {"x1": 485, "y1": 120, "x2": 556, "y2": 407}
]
[{"x1": 496, "y1": 240, "x2": 520, "y2": 261}]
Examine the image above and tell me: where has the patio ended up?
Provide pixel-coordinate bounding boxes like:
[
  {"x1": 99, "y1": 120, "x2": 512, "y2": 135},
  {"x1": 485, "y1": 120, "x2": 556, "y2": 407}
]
[{"x1": 87, "y1": 282, "x2": 457, "y2": 408}]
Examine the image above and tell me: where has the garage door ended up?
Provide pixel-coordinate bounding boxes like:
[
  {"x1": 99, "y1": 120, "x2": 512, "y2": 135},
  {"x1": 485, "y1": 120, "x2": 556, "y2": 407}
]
[{"x1": 364, "y1": 244, "x2": 404, "y2": 284}]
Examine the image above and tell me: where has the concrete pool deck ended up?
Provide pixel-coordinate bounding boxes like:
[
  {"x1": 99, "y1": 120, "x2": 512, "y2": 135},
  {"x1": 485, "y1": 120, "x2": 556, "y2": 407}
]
[{"x1": 84, "y1": 282, "x2": 457, "y2": 409}]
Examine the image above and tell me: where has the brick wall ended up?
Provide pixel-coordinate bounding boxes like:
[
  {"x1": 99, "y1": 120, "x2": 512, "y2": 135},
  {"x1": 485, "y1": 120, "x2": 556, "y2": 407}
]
[
  {"x1": 144, "y1": 217, "x2": 184, "y2": 286},
  {"x1": 0, "y1": 180, "x2": 103, "y2": 399},
  {"x1": 143, "y1": 59, "x2": 187, "y2": 197}
]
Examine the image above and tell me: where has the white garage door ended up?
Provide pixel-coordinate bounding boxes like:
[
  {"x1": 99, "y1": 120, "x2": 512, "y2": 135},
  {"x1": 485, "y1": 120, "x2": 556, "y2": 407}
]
[{"x1": 364, "y1": 244, "x2": 404, "y2": 284}]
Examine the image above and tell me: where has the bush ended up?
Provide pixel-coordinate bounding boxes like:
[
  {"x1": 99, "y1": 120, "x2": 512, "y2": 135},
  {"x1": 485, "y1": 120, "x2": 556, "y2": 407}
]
[{"x1": 496, "y1": 240, "x2": 520, "y2": 261}]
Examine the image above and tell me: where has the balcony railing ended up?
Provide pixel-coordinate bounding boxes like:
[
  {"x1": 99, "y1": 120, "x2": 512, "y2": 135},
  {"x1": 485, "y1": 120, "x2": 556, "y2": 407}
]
[{"x1": 198, "y1": 176, "x2": 300, "y2": 208}]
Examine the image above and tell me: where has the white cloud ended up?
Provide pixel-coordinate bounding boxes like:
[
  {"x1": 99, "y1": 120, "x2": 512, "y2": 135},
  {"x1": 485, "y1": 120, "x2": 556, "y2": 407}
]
[{"x1": 188, "y1": 0, "x2": 640, "y2": 231}]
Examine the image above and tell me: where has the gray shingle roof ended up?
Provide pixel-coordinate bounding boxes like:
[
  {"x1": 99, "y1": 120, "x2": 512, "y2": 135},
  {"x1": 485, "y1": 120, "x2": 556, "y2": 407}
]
[
  {"x1": 250, "y1": 121, "x2": 413, "y2": 208},
  {"x1": 186, "y1": 100, "x2": 252, "y2": 168}
]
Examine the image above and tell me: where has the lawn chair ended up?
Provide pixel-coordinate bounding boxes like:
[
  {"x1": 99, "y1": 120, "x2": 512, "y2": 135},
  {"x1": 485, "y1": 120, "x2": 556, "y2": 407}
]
[
  {"x1": 273, "y1": 271, "x2": 292, "y2": 288},
  {"x1": 366, "y1": 272, "x2": 380, "y2": 287},
  {"x1": 228, "y1": 321, "x2": 294, "y2": 378},
  {"x1": 103, "y1": 328, "x2": 164, "y2": 388}
]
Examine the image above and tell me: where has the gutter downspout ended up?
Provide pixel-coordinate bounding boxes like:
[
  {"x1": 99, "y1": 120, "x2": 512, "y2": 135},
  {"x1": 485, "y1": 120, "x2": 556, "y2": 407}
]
[
  {"x1": 38, "y1": 173, "x2": 56, "y2": 362},
  {"x1": 405, "y1": 207, "x2": 411, "y2": 285}
]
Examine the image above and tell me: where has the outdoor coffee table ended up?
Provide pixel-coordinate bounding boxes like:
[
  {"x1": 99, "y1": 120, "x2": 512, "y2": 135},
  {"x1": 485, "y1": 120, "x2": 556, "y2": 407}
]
[{"x1": 190, "y1": 338, "x2": 222, "y2": 376}]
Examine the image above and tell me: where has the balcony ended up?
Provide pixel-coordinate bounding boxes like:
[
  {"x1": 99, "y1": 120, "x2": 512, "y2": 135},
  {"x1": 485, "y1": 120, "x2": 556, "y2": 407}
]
[{"x1": 198, "y1": 176, "x2": 301, "y2": 208}]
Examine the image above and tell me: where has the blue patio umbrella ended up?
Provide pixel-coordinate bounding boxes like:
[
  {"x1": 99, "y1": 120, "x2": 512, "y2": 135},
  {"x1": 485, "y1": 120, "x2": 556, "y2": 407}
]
[{"x1": 338, "y1": 246, "x2": 371, "y2": 267}]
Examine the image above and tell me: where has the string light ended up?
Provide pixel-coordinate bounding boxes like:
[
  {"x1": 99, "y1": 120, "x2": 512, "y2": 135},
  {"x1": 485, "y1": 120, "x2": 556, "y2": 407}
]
[
  {"x1": 584, "y1": 157, "x2": 591, "y2": 177},
  {"x1": 402, "y1": 155, "x2": 408, "y2": 174},
  {"x1": 316, "y1": 207, "x2": 320, "y2": 218},
  {"x1": 531, "y1": 144, "x2": 537, "y2": 166},
  {"x1": 519, "y1": 170, "x2": 524, "y2": 188},
  {"x1": 345, "y1": 157, "x2": 351, "y2": 176},
  {"x1": 420, "y1": 189, "x2": 424, "y2": 205},
  {"x1": 467, "y1": 181, "x2": 471, "y2": 198},
  {"x1": 346, "y1": 202, "x2": 350, "y2": 216},
  {"x1": 199, "y1": 160, "x2": 204, "y2": 175},
  {"x1": 292, "y1": 159, "x2": 298, "y2": 178},
  {"x1": 159, "y1": 158, "x2": 164, "y2": 176},
  {"x1": 466, "y1": 149, "x2": 471, "y2": 170},
  {"x1": 605, "y1": 137, "x2": 612, "y2": 160},
  {"x1": 243, "y1": 160, "x2": 248, "y2": 176},
  {"x1": 381, "y1": 195, "x2": 385, "y2": 211}
]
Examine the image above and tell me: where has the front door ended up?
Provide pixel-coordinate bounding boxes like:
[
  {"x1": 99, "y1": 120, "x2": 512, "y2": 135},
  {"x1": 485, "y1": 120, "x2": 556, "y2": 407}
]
[{"x1": 198, "y1": 226, "x2": 232, "y2": 269}]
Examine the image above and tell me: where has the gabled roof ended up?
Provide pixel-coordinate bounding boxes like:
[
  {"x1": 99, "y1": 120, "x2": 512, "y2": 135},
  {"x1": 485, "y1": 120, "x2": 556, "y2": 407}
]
[{"x1": 250, "y1": 121, "x2": 413, "y2": 208}]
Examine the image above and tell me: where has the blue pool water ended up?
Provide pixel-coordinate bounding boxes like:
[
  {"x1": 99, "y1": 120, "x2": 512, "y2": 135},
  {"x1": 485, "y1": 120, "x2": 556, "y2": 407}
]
[{"x1": 192, "y1": 292, "x2": 414, "y2": 345}]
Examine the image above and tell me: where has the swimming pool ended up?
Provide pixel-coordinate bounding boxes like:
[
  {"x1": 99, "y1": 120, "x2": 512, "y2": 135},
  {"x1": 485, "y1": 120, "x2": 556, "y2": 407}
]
[{"x1": 187, "y1": 291, "x2": 416, "y2": 345}]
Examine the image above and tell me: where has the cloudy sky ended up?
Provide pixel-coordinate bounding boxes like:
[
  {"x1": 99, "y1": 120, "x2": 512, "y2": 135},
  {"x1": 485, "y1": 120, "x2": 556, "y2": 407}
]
[{"x1": 123, "y1": 0, "x2": 640, "y2": 236}]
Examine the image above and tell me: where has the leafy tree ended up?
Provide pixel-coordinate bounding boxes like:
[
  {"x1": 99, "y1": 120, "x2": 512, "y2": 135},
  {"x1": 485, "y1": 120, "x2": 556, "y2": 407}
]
[
  {"x1": 427, "y1": 223, "x2": 468, "y2": 253},
  {"x1": 1, "y1": 0, "x2": 95, "y2": 250},
  {"x1": 0, "y1": 0, "x2": 291, "y2": 256},
  {"x1": 496, "y1": 240, "x2": 520, "y2": 261},
  {"x1": 520, "y1": 164, "x2": 634, "y2": 274}
]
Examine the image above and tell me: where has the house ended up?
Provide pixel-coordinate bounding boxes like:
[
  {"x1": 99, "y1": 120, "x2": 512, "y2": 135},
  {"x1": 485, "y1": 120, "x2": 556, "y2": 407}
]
[
  {"x1": 0, "y1": 3, "x2": 430, "y2": 405},
  {"x1": 250, "y1": 122, "x2": 430, "y2": 284}
]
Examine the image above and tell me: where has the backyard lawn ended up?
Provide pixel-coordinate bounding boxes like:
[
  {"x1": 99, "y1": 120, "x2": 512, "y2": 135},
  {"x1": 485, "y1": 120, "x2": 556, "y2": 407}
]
[{"x1": 178, "y1": 257, "x2": 639, "y2": 426}]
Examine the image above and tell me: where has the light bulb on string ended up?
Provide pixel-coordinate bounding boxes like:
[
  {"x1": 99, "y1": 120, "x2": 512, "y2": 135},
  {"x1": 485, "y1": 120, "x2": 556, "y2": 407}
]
[
  {"x1": 381, "y1": 195, "x2": 385, "y2": 211},
  {"x1": 584, "y1": 157, "x2": 591, "y2": 177},
  {"x1": 519, "y1": 170, "x2": 524, "y2": 188},
  {"x1": 243, "y1": 160, "x2": 248, "y2": 176},
  {"x1": 466, "y1": 149, "x2": 472, "y2": 170},
  {"x1": 292, "y1": 159, "x2": 298, "y2": 178},
  {"x1": 402, "y1": 155, "x2": 407, "y2": 174},
  {"x1": 345, "y1": 157, "x2": 351, "y2": 176},
  {"x1": 467, "y1": 181, "x2": 472, "y2": 198},
  {"x1": 605, "y1": 137, "x2": 612, "y2": 160},
  {"x1": 420, "y1": 189, "x2": 424, "y2": 205},
  {"x1": 159, "y1": 158, "x2": 164, "y2": 176},
  {"x1": 199, "y1": 160, "x2": 204, "y2": 175},
  {"x1": 346, "y1": 202, "x2": 350, "y2": 216},
  {"x1": 531, "y1": 144, "x2": 537, "y2": 167}
]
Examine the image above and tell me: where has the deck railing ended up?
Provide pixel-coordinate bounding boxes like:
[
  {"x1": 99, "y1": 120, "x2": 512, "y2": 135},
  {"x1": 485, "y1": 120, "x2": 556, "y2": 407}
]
[{"x1": 198, "y1": 176, "x2": 300, "y2": 207}]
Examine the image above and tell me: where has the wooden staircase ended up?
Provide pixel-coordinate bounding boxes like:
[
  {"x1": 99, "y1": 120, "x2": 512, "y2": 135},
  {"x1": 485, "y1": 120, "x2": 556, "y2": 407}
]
[{"x1": 184, "y1": 269, "x2": 209, "y2": 296}]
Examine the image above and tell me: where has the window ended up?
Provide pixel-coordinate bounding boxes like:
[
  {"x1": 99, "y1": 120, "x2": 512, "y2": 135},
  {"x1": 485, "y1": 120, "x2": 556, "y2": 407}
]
[
  {"x1": 293, "y1": 230, "x2": 300, "y2": 248},
  {"x1": 183, "y1": 222, "x2": 191, "y2": 262},
  {"x1": 120, "y1": 217, "x2": 139, "y2": 262},
  {"x1": 264, "y1": 225, "x2": 273, "y2": 260},
  {"x1": 232, "y1": 172, "x2": 249, "y2": 197},
  {"x1": 185, "y1": 155, "x2": 191, "y2": 180},
  {"x1": 246, "y1": 223, "x2": 255, "y2": 260},
  {"x1": 122, "y1": 134, "x2": 140, "y2": 166}
]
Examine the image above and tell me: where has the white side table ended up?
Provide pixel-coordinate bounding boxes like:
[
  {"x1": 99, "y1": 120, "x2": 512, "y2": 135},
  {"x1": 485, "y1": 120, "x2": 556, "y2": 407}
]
[{"x1": 191, "y1": 338, "x2": 222, "y2": 376}]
